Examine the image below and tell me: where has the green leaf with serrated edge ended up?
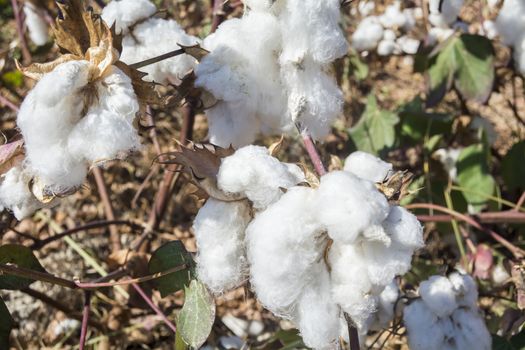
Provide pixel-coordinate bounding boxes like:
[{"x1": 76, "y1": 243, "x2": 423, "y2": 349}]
[
  {"x1": 0, "y1": 297, "x2": 13, "y2": 349},
  {"x1": 456, "y1": 143, "x2": 496, "y2": 211},
  {"x1": 148, "y1": 241, "x2": 195, "y2": 298},
  {"x1": 348, "y1": 95, "x2": 400, "y2": 155},
  {"x1": 178, "y1": 280, "x2": 215, "y2": 349},
  {"x1": 426, "y1": 34, "x2": 494, "y2": 106},
  {"x1": 0, "y1": 244, "x2": 46, "y2": 290},
  {"x1": 502, "y1": 141, "x2": 525, "y2": 191}
]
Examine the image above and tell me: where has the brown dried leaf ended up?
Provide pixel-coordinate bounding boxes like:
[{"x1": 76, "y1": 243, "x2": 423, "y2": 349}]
[
  {"x1": 168, "y1": 71, "x2": 217, "y2": 110},
  {"x1": 158, "y1": 142, "x2": 244, "y2": 202},
  {"x1": 114, "y1": 61, "x2": 163, "y2": 107},
  {"x1": 328, "y1": 155, "x2": 343, "y2": 172},
  {"x1": 268, "y1": 135, "x2": 285, "y2": 157},
  {"x1": 179, "y1": 44, "x2": 209, "y2": 61},
  {"x1": 298, "y1": 162, "x2": 320, "y2": 188},
  {"x1": 16, "y1": 54, "x2": 78, "y2": 81},
  {"x1": 0, "y1": 139, "x2": 25, "y2": 175},
  {"x1": 512, "y1": 263, "x2": 525, "y2": 310},
  {"x1": 30, "y1": 178, "x2": 56, "y2": 204},
  {"x1": 376, "y1": 170, "x2": 414, "y2": 204}
]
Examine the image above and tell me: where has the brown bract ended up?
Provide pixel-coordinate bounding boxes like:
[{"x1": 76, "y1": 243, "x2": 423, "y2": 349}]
[
  {"x1": 17, "y1": 0, "x2": 163, "y2": 108},
  {"x1": 376, "y1": 170, "x2": 414, "y2": 204},
  {"x1": 157, "y1": 142, "x2": 245, "y2": 202},
  {"x1": 0, "y1": 139, "x2": 25, "y2": 175}
]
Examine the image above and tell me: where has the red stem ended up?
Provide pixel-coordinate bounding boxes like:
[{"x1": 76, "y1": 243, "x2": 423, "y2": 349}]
[
  {"x1": 301, "y1": 132, "x2": 327, "y2": 176},
  {"x1": 515, "y1": 192, "x2": 525, "y2": 212},
  {"x1": 92, "y1": 167, "x2": 121, "y2": 252},
  {"x1": 131, "y1": 283, "x2": 177, "y2": 334},
  {"x1": 0, "y1": 94, "x2": 20, "y2": 112},
  {"x1": 79, "y1": 291, "x2": 91, "y2": 350},
  {"x1": 416, "y1": 210, "x2": 525, "y2": 224},
  {"x1": 10, "y1": 0, "x2": 31, "y2": 65}
]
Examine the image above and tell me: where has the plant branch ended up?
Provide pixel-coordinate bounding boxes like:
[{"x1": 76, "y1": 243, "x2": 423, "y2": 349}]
[
  {"x1": 11, "y1": 0, "x2": 31, "y2": 64},
  {"x1": 300, "y1": 131, "x2": 327, "y2": 176},
  {"x1": 131, "y1": 283, "x2": 177, "y2": 334},
  {"x1": 0, "y1": 93, "x2": 20, "y2": 112},
  {"x1": 92, "y1": 167, "x2": 121, "y2": 252},
  {"x1": 129, "y1": 48, "x2": 185, "y2": 69},
  {"x1": 210, "y1": 0, "x2": 226, "y2": 33},
  {"x1": 79, "y1": 291, "x2": 91, "y2": 350},
  {"x1": 343, "y1": 312, "x2": 360, "y2": 350},
  {"x1": 516, "y1": 192, "x2": 525, "y2": 212},
  {"x1": 415, "y1": 210, "x2": 525, "y2": 224},
  {"x1": 406, "y1": 203, "x2": 525, "y2": 257}
]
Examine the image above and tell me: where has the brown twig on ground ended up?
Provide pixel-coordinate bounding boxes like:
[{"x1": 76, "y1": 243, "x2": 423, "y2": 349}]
[
  {"x1": 0, "y1": 93, "x2": 20, "y2": 113},
  {"x1": 10, "y1": 0, "x2": 31, "y2": 64},
  {"x1": 79, "y1": 291, "x2": 91, "y2": 350},
  {"x1": 92, "y1": 167, "x2": 121, "y2": 252},
  {"x1": 407, "y1": 203, "x2": 525, "y2": 258}
]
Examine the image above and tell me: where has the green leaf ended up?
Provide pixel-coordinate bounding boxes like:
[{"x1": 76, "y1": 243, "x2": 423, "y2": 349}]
[
  {"x1": 148, "y1": 241, "x2": 195, "y2": 298},
  {"x1": 0, "y1": 244, "x2": 46, "y2": 290},
  {"x1": 178, "y1": 280, "x2": 215, "y2": 349},
  {"x1": 175, "y1": 326, "x2": 189, "y2": 350},
  {"x1": 456, "y1": 144, "x2": 496, "y2": 210},
  {"x1": 348, "y1": 95, "x2": 400, "y2": 155},
  {"x1": 399, "y1": 97, "x2": 452, "y2": 143},
  {"x1": 0, "y1": 297, "x2": 13, "y2": 349},
  {"x1": 348, "y1": 51, "x2": 369, "y2": 81},
  {"x1": 493, "y1": 332, "x2": 525, "y2": 350},
  {"x1": 502, "y1": 141, "x2": 525, "y2": 191},
  {"x1": 426, "y1": 34, "x2": 494, "y2": 106},
  {"x1": 1, "y1": 71, "x2": 24, "y2": 88}
]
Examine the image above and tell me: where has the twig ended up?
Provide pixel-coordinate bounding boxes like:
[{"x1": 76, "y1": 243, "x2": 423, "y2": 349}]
[
  {"x1": 31, "y1": 220, "x2": 143, "y2": 249},
  {"x1": 210, "y1": 0, "x2": 226, "y2": 33},
  {"x1": 301, "y1": 131, "x2": 327, "y2": 176},
  {"x1": 11, "y1": 0, "x2": 31, "y2": 64},
  {"x1": 92, "y1": 167, "x2": 121, "y2": 252},
  {"x1": 0, "y1": 93, "x2": 20, "y2": 112},
  {"x1": 344, "y1": 312, "x2": 360, "y2": 350},
  {"x1": 406, "y1": 203, "x2": 525, "y2": 257},
  {"x1": 79, "y1": 291, "x2": 91, "y2": 350},
  {"x1": 516, "y1": 192, "x2": 525, "y2": 212},
  {"x1": 129, "y1": 48, "x2": 185, "y2": 70},
  {"x1": 416, "y1": 210, "x2": 525, "y2": 224},
  {"x1": 131, "y1": 283, "x2": 177, "y2": 334}
]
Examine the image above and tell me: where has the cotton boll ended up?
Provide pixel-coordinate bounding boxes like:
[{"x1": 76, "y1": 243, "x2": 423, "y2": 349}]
[
  {"x1": 434, "y1": 148, "x2": 461, "y2": 181},
  {"x1": 483, "y1": 20, "x2": 498, "y2": 40},
  {"x1": 451, "y1": 309, "x2": 491, "y2": 350},
  {"x1": 68, "y1": 66, "x2": 140, "y2": 163},
  {"x1": 363, "y1": 240, "x2": 413, "y2": 285},
  {"x1": 246, "y1": 187, "x2": 324, "y2": 314},
  {"x1": 352, "y1": 16, "x2": 384, "y2": 51},
  {"x1": 369, "y1": 280, "x2": 399, "y2": 330},
  {"x1": 193, "y1": 198, "x2": 252, "y2": 294},
  {"x1": 419, "y1": 275, "x2": 458, "y2": 318},
  {"x1": 403, "y1": 300, "x2": 443, "y2": 350},
  {"x1": 495, "y1": 0, "x2": 525, "y2": 46},
  {"x1": 23, "y1": 3, "x2": 48, "y2": 46},
  {"x1": 448, "y1": 272, "x2": 478, "y2": 308},
  {"x1": 429, "y1": 0, "x2": 464, "y2": 27},
  {"x1": 377, "y1": 40, "x2": 397, "y2": 56},
  {"x1": 402, "y1": 8, "x2": 418, "y2": 31},
  {"x1": 427, "y1": 27, "x2": 454, "y2": 45},
  {"x1": 383, "y1": 29, "x2": 397, "y2": 42},
  {"x1": 513, "y1": 35, "x2": 525, "y2": 75},
  {"x1": 119, "y1": 18, "x2": 200, "y2": 84},
  {"x1": 315, "y1": 171, "x2": 390, "y2": 244},
  {"x1": 0, "y1": 166, "x2": 54, "y2": 220},
  {"x1": 293, "y1": 264, "x2": 340, "y2": 349},
  {"x1": 397, "y1": 36, "x2": 420, "y2": 54},
  {"x1": 279, "y1": 0, "x2": 348, "y2": 65},
  {"x1": 243, "y1": 0, "x2": 274, "y2": 11},
  {"x1": 329, "y1": 243, "x2": 377, "y2": 330},
  {"x1": 280, "y1": 58, "x2": 343, "y2": 140},
  {"x1": 383, "y1": 206, "x2": 424, "y2": 249},
  {"x1": 358, "y1": 1, "x2": 375, "y2": 16},
  {"x1": 217, "y1": 146, "x2": 304, "y2": 210},
  {"x1": 101, "y1": 0, "x2": 157, "y2": 35},
  {"x1": 18, "y1": 60, "x2": 90, "y2": 190},
  {"x1": 344, "y1": 150, "x2": 393, "y2": 184},
  {"x1": 379, "y1": 1, "x2": 407, "y2": 29},
  {"x1": 492, "y1": 264, "x2": 510, "y2": 285}
]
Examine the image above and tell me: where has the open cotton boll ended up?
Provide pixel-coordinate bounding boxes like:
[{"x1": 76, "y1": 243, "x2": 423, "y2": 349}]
[
  {"x1": 483, "y1": 20, "x2": 498, "y2": 40},
  {"x1": 193, "y1": 198, "x2": 252, "y2": 294},
  {"x1": 397, "y1": 36, "x2": 420, "y2": 54},
  {"x1": 119, "y1": 18, "x2": 200, "y2": 84},
  {"x1": 101, "y1": 0, "x2": 157, "y2": 35},
  {"x1": 428, "y1": 0, "x2": 464, "y2": 27},
  {"x1": 352, "y1": 16, "x2": 384, "y2": 51},
  {"x1": 68, "y1": 66, "x2": 140, "y2": 163},
  {"x1": 358, "y1": 1, "x2": 375, "y2": 16},
  {"x1": 383, "y1": 206, "x2": 424, "y2": 249},
  {"x1": 280, "y1": 58, "x2": 343, "y2": 140},
  {"x1": 495, "y1": 0, "x2": 525, "y2": 46},
  {"x1": 419, "y1": 275, "x2": 458, "y2": 318},
  {"x1": 0, "y1": 166, "x2": 53, "y2": 220},
  {"x1": 369, "y1": 280, "x2": 399, "y2": 330},
  {"x1": 379, "y1": 1, "x2": 407, "y2": 29},
  {"x1": 217, "y1": 145, "x2": 304, "y2": 209},
  {"x1": 377, "y1": 40, "x2": 397, "y2": 56},
  {"x1": 279, "y1": 0, "x2": 348, "y2": 65},
  {"x1": 434, "y1": 148, "x2": 461, "y2": 181},
  {"x1": 448, "y1": 272, "x2": 478, "y2": 308},
  {"x1": 451, "y1": 308, "x2": 491, "y2": 350},
  {"x1": 344, "y1": 151, "x2": 393, "y2": 183},
  {"x1": 293, "y1": 265, "x2": 340, "y2": 349},
  {"x1": 23, "y1": 3, "x2": 48, "y2": 46},
  {"x1": 17, "y1": 60, "x2": 90, "y2": 190},
  {"x1": 403, "y1": 300, "x2": 444, "y2": 350},
  {"x1": 246, "y1": 187, "x2": 324, "y2": 314},
  {"x1": 315, "y1": 171, "x2": 390, "y2": 244},
  {"x1": 243, "y1": 0, "x2": 274, "y2": 12}
]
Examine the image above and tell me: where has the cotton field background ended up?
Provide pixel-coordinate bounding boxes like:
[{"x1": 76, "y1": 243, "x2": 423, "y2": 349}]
[{"x1": 0, "y1": 0, "x2": 524, "y2": 349}]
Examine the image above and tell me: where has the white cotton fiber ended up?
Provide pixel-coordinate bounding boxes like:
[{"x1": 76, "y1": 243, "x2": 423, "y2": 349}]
[
  {"x1": 0, "y1": 165, "x2": 54, "y2": 220},
  {"x1": 243, "y1": 0, "x2": 274, "y2": 12},
  {"x1": 434, "y1": 148, "x2": 461, "y2": 181},
  {"x1": 246, "y1": 187, "x2": 324, "y2": 314},
  {"x1": 377, "y1": 40, "x2": 398, "y2": 56},
  {"x1": 495, "y1": 0, "x2": 525, "y2": 46},
  {"x1": 23, "y1": 3, "x2": 48, "y2": 46},
  {"x1": 383, "y1": 206, "x2": 425, "y2": 249},
  {"x1": 405, "y1": 273, "x2": 491, "y2": 350},
  {"x1": 352, "y1": 16, "x2": 384, "y2": 51},
  {"x1": 344, "y1": 151, "x2": 393, "y2": 183},
  {"x1": 314, "y1": 171, "x2": 390, "y2": 244},
  {"x1": 369, "y1": 280, "x2": 399, "y2": 330},
  {"x1": 193, "y1": 198, "x2": 252, "y2": 294},
  {"x1": 217, "y1": 145, "x2": 304, "y2": 209},
  {"x1": 379, "y1": 1, "x2": 407, "y2": 29},
  {"x1": 397, "y1": 36, "x2": 420, "y2": 54},
  {"x1": 101, "y1": 0, "x2": 157, "y2": 35},
  {"x1": 17, "y1": 60, "x2": 141, "y2": 197},
  {"x1": 428, "y1": 0, "x2": 464, "y2": 27}
]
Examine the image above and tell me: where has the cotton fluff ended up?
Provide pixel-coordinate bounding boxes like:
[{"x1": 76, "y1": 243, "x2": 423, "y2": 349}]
[
  {"x1": 368, "y1": 280, "x2": 400, "y2": 330},
  {"x1": 193, "y1": 198, "x2": 252, "y2": 294},
  {"x1": 352, "y1": 16, "x2": 384, "y2": 51},
  {"x1": 379, "y1": 1, "x2": 407, "y2": 29},
  {"x1": 344, "y1": 151, "x2": 392, "y2": 183},
  {"x1": 428, "y1": 0, "x2": 464, "y2": 28},
  {"x1": 404, "y1": 272, "x2": 491, "y2": 350},
  {"x1": 314, "y1": 171, "x2": 390, "y2": 244},
  {"x1": 494, "y1": 0, "x2": 525, "y2": 74},
  {"x1": 17, "y1": 60, "x2": 140, "y2": 194},
  {"x1": 217, "y1": 145, "x2": 304, "y2": 209},
  {"x1": 0, "y1": 165, "x2": 52, "y2": 219},
  {"x1": 102, "y1": 0, "x2": 200, "y2": 84},
  {"x1": 23, "y1": 3, "x2": 48, "y2": 46}
]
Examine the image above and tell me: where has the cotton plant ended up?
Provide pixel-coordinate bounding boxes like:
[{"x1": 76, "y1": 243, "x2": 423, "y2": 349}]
[
  {"x1": 194, "y1": 0, "x2": 348, "y2": 148},
  {"x1": 0, "y1": 0, "x2": 161, "y2": 219},
  {"x1": 351, "y1": 1, "x2": 422, "y2": 56},
  {"x1": 23, "y1": 2, "x2": 49, "y2": 46},
  {"x1": 101, "y1": 0, "x2": 201, "y2": 84},
  {"x1": 186, "y1": 146, "x2": 425, "y2": 349},
  {"x1": 404, "y1": 272, "x2": 492, "y2": 350}
]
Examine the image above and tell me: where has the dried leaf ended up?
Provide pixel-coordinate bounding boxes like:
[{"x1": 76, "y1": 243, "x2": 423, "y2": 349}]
[
  {"x1": 169, "y1": 71, "x2": 217, "y2": 110},
  {"x1": 328, "y1": 155, "x2": 343, "y2": 172},
  {"x1": 30, "y1": 178, "x2": 56, "y2": 204},
  {"x1": 114, "y1": 61, "x2": 163, "y2": 106},
  {"x1": 158, "y1": 142, "x2": 244, "y2": 202},
  {"x1": 0, "y1": 139, "x2": 24, "y2": 175},
  {"x1": 512, "y1": 263, "x2": 525, "y2": 310},
  {"x1": 298, "y1": 162, "x2": 320, "y2": 188},
  {"x1": 179, "y1": 44, "x2": 209, "y2": 61},
  {"x1": 268, "y1": 135, "x2": 285, "y2": 157},
  {"x1": 16, "y1": 55, "x2": 77, "y2": 81},
  {"x1": 376, "y1": 170, "x2": 414, "y2": 204}
]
